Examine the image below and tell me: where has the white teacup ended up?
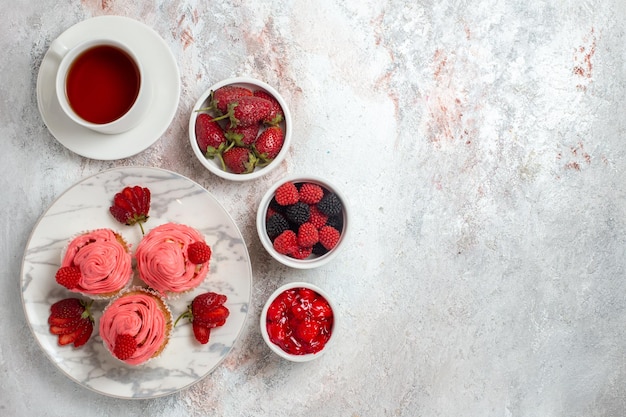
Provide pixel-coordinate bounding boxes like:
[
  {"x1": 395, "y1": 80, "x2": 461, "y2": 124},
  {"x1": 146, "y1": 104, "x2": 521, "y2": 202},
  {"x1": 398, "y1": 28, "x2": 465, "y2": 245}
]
[{"x1": 50, "y1": 38, "x2": 151, "y2": 135}]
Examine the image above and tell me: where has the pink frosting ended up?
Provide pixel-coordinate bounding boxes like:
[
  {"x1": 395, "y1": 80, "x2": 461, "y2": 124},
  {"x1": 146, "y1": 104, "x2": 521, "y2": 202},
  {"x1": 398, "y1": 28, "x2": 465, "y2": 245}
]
[
  {"x1": 135, "y1": 223, "x2": 210, "y2": 295},
  {"x1": 99, "y1": 291, "x2": 170, "y2": 365},
  {"x1": 61, "y1": 229, "x2": 132, "y2": 296}
]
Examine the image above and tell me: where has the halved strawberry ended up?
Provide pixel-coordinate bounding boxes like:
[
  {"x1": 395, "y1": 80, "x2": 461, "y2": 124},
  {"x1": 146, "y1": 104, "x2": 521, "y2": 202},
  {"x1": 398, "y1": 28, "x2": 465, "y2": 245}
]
[
  {"x1": 109, "y1": 185, "x2": 151, "y2": 234},
  {"x1": 49, "y1": 298, "x2": 94, "y2": 348},
  {"x1": 192, "y1": 321, "x2": 210, "y2": 344},
  {"x1": 174, "y1": 292, "x2": 229, "y2": 344}
]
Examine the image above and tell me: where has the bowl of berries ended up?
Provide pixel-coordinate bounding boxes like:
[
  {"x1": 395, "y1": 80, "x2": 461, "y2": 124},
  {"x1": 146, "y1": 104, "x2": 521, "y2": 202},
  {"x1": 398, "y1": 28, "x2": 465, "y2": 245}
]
[
  {"x1": 189, "y1": 77, "x2": 292, "y2": 181},
  {"x1": 256, "y1": 175, "x2": 349, "y2": 269},
  {"x1": 260, "y1": 282, "x2": 336, "y2": 361}
]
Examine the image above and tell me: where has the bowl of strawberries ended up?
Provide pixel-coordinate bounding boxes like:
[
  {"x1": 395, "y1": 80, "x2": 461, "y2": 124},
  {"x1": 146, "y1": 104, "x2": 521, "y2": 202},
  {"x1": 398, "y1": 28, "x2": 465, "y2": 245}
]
[
  {"x1": 256, "y1": 175, "x2": 349, "y2": 269},
  {"x1": 189, "y1": 77, "x2": 292, "y2": 181}
]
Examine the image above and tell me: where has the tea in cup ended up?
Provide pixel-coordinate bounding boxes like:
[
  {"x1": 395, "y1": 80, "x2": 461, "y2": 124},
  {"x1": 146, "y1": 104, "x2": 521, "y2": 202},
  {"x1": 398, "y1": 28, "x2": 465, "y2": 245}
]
[{"x1": 51, "y1": 38, "x2": 151, "y2": 134}]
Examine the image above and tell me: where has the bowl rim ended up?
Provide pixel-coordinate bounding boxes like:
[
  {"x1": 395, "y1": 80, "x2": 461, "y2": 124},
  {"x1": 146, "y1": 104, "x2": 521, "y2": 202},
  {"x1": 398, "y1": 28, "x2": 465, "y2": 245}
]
[
  {"x1": 188, "y1": 76, "x2": 292, "y2": 182},
  {"x1": 256, "y1": 174, "x2": 349, "y2": 269},
  {"x1": 259, "y1": 281, "x2": 337, "y2": 362}
]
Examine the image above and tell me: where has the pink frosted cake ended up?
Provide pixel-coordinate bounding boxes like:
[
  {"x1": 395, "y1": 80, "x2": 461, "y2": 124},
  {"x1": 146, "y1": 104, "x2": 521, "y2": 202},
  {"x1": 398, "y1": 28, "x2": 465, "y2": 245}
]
[
  {"x1": 134, "y1": 222, "x2": 211, "y2": 297},
  {"x1": 56, "y1": 228, "x2": 133, "y2": 298},
  {"x1": 99, "y1": 288, "x2": 172, "y2": 365}
]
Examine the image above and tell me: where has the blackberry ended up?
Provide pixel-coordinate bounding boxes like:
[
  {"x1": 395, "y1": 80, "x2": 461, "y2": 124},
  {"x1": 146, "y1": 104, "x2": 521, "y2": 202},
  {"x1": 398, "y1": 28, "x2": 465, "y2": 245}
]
[
  {"x1": 317, "y1": 192, "x2": 342, "y2": 217},
  {"x1": 269, "y1": 197, "x2": 285, "y2": 214},
  {"x1": 285, "y1": 202, "x2": 310, "y2": 226},
  {"x1": 326, "y1": 215, "x2": 344, "y2": 232},
  {"x1": 312, "y1": 242, "x2": 329, "y2": 256},
  {"x1": 266, "y1": 213, "x2": 290, "y2": 240}
]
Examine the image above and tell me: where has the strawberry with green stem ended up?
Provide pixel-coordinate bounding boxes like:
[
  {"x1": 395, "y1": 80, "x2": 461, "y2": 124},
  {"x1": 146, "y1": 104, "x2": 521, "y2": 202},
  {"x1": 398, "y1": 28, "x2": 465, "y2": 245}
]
[
  {"x1": 48, "y1": 298, "x2": 95, "y2": 348},
  {"x1": 174, "y1": 292, "x2": 230, "y2": 344},
  {"x1": 222, "y1": 146, "x2": 257, "y2": 174},
  {"x1": 109, "y1": 186, "x2": 151, "y2": 234},
  {"x1": 206, "y1": 96, "x2": 273, "y2": 128},
  {"x1": 195, "y1": 113, "x2": 228, "y2": 157},
  {"x1": 254, "y1": 125, "x2": 284, "y2": 164}
]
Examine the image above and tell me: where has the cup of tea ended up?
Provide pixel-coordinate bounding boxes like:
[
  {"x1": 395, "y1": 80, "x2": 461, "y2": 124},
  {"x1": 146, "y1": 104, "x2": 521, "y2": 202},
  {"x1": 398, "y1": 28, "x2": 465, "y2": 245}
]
[{"x1": 50, "y1": 38, "x2": 151, "y2": 135}]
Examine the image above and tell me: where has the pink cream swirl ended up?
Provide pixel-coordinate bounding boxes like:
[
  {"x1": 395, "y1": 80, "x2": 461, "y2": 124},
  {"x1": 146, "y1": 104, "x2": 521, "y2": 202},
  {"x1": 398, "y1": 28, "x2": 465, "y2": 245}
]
[
  {"x1": 135, "y1": 223, "x2": 210, "y2": 295},
  {"x1": 99, "y1": 291, "x2": 170, "y2": 365},
  {"x1": 61, "y1": 229, "x2": 132, "y2": 295}
]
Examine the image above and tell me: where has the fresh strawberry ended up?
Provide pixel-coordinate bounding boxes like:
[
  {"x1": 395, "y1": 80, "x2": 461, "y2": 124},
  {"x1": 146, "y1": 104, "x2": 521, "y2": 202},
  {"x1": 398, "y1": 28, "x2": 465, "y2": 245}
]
[
  {"x1": 298, "y1": 183, "x2": 324, "y2": 204},
  {"x1": 196, "y1": 305, "x2": 230, "y2": 328},
  {"x1": 113, "y1": 334, "x2": 137, "y2": 360},
  {"x1": 49, "y1": 298, "x2": 84, "y2": 325},
  {"x1": 253, "y1": 90, "x2": 284, "y2": 125},
  {"x1": 274, "y1": 181, "x2": 299, "y2": 206},
  {"x1": 109, "y1": 185, "x2": 151, "y2": 234},
  {"x1": 225, "y1": 122, "x2": 261, "y2": 146},
  {"x1": 209, "y1": 85, "x2": 253, "y2": 114},
  {"x1": 48, "y1": 298, "x2": 94, "y2": 348},
  {"x1": 188, "y1": 241, "x2": 212, "y2": 264},
  {"x1": 319, "y1": 225, "x2": 341, "y2": 250},
  {"x1": 191, "y1": 292, "x2": 229, "y2": 324},
  {"x1": 195, "y1": 113, "x2": 227, "y2": 157},
  {"x1": 254, "y1": 125, "x2": 284, "y2": 163},
  {"x1": 193, "y1": 321, "x2": 210, "y2": 344},
  {"x1": 222, "y1": 146, "x2": 257, "y2": 174},
  {"x1": 297, "y1": 222, "x2": 319, "y2": 247},
  {"x1": 211, "y1": 96, "x2": 272, "y2": 128},
  {"x1": 174, "y1": 292, "x2": 229, "y2": 345},
  {"x1": 273, "y1": 230, "x2": 298, "y2": 255},
  {"x1": 55, "y1": 266, "x2": 81, "y2": 290}
]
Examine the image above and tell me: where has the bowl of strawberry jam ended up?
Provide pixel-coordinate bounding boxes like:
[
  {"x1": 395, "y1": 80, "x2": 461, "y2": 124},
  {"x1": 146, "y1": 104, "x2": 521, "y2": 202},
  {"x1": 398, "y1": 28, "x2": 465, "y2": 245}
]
[{"x1": 260, "y1": 282, "x2": 336, "y2": 362}]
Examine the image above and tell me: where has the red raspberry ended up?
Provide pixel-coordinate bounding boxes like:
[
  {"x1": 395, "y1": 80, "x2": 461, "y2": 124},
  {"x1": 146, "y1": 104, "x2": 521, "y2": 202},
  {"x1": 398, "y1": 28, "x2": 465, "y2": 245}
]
[
  {"x1": 188, "y1": 241, "x2": 212, "y2": 264},
  {"x1": 308, "y1": 205, "x2": 328, "y2": 229},
  {"x1": 298, "y1": 183, "x2": 324, "y2": 204},
  {"x1": 113, "y1": 334, "x2": 138, "y2": 360},
  {"x1": 291, "y1": 246, "x2": 313, "y2": 259},
  {"x1": 319, "y1": 225, "x2": 341, "y2": 250},
  {"x1": 297, "y1": 222, "x2": 319, "y2": 247},
  {"x1": 273, "y1": 230, "x2": 298, "y2": 255},
  {"x1": 55, "y1": 266, "x2": 81, "y2": 289},
  {"x1": 275, "y1": 182, "x2": 299, "y2": 206}
]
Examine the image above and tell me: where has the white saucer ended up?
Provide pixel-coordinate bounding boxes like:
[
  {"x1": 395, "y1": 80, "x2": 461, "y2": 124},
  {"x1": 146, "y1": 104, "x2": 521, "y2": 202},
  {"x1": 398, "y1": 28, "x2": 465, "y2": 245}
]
[{"x1": 36, "y1": 16, "x2": 180, "y2": 160}]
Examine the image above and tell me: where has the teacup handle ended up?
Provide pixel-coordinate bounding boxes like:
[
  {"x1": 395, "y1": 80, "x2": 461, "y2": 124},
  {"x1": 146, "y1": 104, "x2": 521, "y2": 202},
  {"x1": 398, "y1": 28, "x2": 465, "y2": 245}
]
[{"x1": 47, "y1": 39, "x2": 70, "y2": 61}]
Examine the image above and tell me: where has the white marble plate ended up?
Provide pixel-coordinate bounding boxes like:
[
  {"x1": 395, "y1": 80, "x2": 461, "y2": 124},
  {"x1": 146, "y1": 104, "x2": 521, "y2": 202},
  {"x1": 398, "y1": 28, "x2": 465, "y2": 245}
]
[
  {"x1": 20, "y1": 167, "x2": 252, "y2": 399},
  {"x1": 36, "y1": 16, "x2": 180, "y2": 160}
]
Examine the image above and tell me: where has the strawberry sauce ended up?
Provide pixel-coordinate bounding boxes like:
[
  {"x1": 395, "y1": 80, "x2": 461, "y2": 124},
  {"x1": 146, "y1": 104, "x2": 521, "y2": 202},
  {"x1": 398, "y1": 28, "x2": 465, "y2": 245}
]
[{"x1": 266, "y1": 287, "x2": 333, "y2": 355}]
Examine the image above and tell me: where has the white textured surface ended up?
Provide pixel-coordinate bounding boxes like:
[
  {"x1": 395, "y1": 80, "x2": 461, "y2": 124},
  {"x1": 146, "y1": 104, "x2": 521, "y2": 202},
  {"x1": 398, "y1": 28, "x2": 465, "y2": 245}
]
[{"x1": 2, "y1": 0, "x2": 626, "y2": 415}]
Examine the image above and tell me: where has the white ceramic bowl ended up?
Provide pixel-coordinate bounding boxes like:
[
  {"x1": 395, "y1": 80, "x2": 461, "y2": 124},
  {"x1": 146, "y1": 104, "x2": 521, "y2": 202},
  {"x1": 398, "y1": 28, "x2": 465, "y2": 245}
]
[
  {"x1": 189, "y1": 77, "x2": 292, "y2": 181},
  {"x1": 260, "y1": 282, "x2": 337, "y2": 362},
  {"x1": 256, "y1": 175, "x2": 349, "y2": 269}
]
